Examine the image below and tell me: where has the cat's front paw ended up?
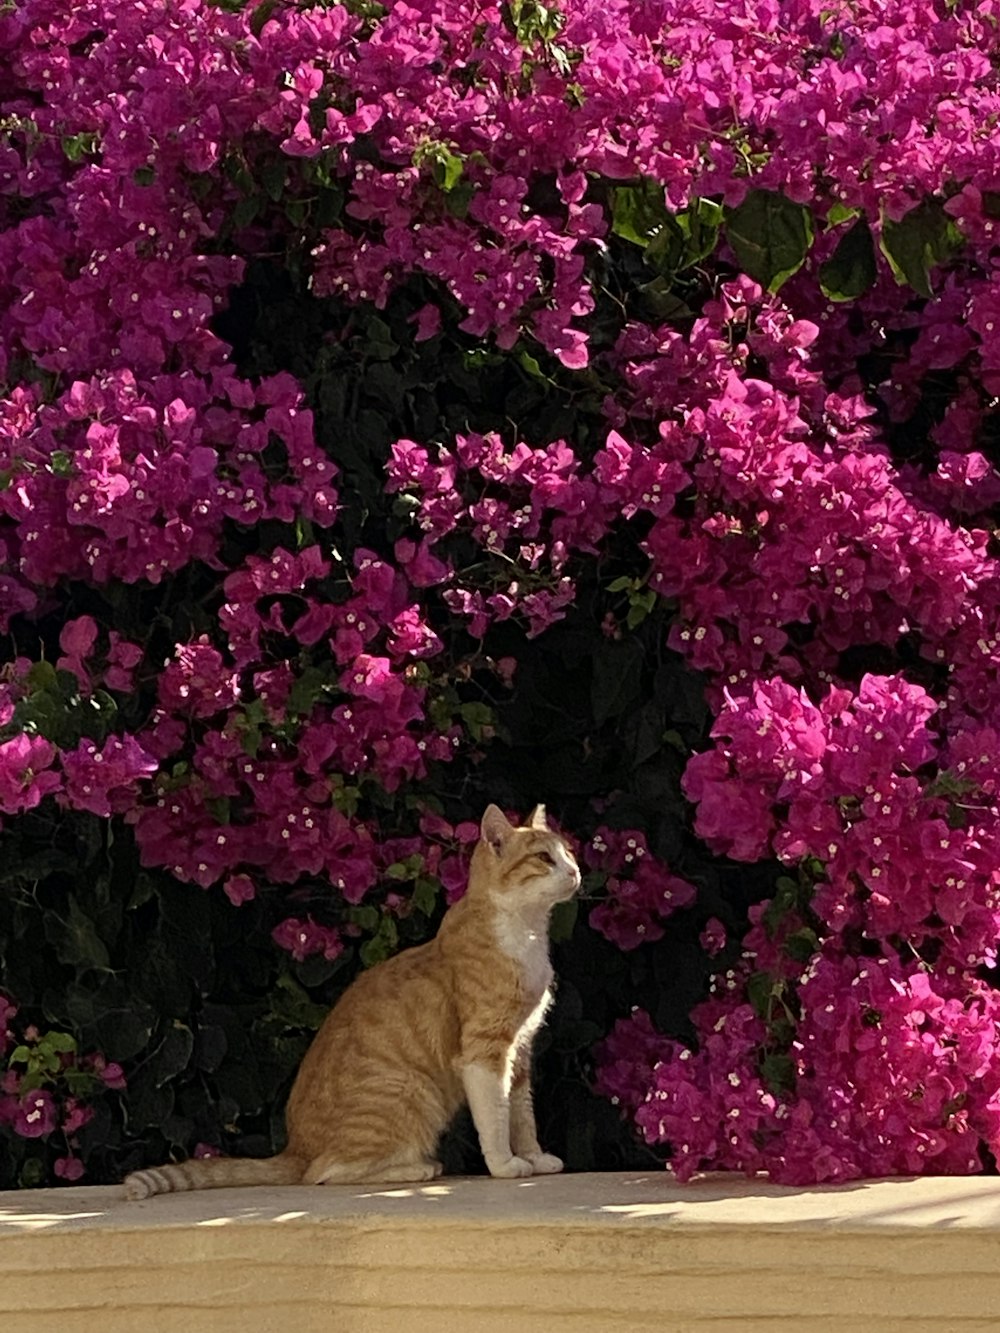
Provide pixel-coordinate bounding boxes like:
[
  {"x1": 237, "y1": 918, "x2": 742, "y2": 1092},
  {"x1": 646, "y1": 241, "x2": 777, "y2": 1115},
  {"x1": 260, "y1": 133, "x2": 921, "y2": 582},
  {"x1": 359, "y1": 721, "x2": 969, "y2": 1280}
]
[
  {"x1": 527, "y1": 1152, "x2": 564, "y2": 1175},
  {"x1": 486, "y1": 1154, "x2": 534, "y2": 1179}
]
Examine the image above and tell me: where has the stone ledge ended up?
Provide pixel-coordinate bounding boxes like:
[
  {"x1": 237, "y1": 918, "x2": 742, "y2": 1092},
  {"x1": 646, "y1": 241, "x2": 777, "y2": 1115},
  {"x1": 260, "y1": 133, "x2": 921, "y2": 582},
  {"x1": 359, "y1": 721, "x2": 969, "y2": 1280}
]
[{"x1": 3, "y1": 1171, "x2": 1000, "y2": 1332}]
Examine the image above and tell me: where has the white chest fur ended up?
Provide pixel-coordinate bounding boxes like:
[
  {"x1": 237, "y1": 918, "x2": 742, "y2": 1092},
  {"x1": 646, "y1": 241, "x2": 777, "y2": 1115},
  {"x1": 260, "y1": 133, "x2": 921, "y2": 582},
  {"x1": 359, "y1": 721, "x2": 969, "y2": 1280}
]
[
  {"x1": 494, "y1": 907, "x2": 554, "y2": 1004},
  {"x1": 494, "y1": 908, "x2": 554, "y2": 1094}
]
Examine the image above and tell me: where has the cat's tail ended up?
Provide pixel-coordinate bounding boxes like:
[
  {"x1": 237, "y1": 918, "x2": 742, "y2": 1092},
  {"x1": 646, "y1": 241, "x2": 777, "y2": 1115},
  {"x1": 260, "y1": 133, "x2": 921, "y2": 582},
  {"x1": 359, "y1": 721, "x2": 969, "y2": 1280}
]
[{"x1": 123, "y1": 1152, "x2": 306, "y2": 1200}]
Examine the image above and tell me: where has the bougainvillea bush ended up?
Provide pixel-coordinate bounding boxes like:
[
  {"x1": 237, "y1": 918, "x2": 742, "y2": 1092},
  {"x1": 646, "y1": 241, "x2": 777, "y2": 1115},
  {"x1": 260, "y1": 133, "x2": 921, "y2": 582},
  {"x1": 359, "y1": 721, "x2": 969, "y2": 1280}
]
[{"x1": 4, "y1": 0, "x2": 1000, "y2": 1187}]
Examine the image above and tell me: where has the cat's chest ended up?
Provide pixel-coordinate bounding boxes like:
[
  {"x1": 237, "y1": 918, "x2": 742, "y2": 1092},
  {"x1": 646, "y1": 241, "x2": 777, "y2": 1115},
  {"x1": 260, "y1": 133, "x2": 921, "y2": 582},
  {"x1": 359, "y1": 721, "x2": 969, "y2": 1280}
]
[{"x1": 494, "y1": 915, "x2": 553, "y2": 1005}]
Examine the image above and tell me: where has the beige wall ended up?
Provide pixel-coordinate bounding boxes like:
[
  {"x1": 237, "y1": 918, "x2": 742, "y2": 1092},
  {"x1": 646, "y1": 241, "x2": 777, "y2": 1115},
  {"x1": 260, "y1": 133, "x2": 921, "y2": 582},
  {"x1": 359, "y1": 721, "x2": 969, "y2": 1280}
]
[{"x1": 3, "y1": 1171, "x2": 1000, "y2": 1332}]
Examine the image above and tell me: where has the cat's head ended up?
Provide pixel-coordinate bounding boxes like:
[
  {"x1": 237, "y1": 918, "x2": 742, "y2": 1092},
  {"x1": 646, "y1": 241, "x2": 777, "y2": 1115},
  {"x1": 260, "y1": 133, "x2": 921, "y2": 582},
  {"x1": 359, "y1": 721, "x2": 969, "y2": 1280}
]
[{"x1": 471, "y1": 803, "x2": 580, "y2": 906}]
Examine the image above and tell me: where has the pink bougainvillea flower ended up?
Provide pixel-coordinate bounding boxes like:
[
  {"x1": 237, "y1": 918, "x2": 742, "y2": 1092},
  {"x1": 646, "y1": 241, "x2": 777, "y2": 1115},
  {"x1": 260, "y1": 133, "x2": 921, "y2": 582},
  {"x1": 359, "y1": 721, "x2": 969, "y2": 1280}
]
[
  {"x1": 0, "y1": 735, "x2": 61, "y2": 815},
  {"x1": 13, "y1": 1090, "x2": 57, "y2": 1138}
]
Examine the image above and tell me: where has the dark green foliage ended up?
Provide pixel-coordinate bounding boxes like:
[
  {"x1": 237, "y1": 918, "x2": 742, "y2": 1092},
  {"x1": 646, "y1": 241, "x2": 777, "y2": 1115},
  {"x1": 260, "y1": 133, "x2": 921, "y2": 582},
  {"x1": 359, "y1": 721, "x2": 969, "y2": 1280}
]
[
  {"x1": 819, "y1": 216, "x2": 877, "y2": 302},
  {"x1": 725, "y1": 189, "x2": 815, "y2": 292}
]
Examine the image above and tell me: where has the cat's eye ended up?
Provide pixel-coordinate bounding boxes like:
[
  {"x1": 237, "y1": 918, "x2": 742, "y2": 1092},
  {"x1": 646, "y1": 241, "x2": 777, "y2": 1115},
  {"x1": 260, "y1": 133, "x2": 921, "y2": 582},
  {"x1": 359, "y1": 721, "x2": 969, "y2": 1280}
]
[{"x1": 536, "y1": 851, "x2": 556, "y2": 867}]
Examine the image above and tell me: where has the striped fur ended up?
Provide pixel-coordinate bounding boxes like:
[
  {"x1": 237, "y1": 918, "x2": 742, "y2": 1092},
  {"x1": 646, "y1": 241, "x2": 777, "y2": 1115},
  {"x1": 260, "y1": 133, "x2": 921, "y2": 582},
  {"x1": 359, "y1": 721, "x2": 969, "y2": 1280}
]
[
  {"x1": 124, "y1": 1153, "x2": 304, "y2": 1200},
  {"x1": 123, "y1": 804, "x2": 579, "y2": 1199}
]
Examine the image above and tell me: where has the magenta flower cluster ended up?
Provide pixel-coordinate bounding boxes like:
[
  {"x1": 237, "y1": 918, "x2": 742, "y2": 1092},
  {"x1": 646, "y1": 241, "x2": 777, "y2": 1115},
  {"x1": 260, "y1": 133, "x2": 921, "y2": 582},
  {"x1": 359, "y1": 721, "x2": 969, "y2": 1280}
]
[
  {"x1": 599, "y1": 677, "x2": 1000, "y2": 1181},
  {"x1": 585, "y1": 827, "x2": 696, "y2": 951},
  {"x1": 3, "y1": 0, "x2": 1000, "y2": 1184},
  {"x1": 0, "y1": 993, "x2": 125, "y2": 1182}
]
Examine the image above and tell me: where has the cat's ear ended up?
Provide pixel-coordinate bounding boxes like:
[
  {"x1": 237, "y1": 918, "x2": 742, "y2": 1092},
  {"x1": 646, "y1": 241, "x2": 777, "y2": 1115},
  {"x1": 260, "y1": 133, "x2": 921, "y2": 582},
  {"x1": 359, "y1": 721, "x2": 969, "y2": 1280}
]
[
  {"x1": 481, "y1": 804, "x2": 514, "y2": 855},
  {"x1": 526, "y1": 804, "x2": 548, "y2": 830}
]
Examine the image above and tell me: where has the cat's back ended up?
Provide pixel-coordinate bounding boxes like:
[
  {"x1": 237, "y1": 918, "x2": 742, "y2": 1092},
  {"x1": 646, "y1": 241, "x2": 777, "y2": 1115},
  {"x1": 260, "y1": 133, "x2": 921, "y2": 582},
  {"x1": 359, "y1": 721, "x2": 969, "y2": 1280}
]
[
  {"x1": 286, "y1": 931, "x2": 466, "y2": 1163},
  {"x1": 315, "y1": 934, "x2": 449, "y2": 1036},
  {"x1": 292, "y1": 931, "x2": 457, "y2": 1084}
]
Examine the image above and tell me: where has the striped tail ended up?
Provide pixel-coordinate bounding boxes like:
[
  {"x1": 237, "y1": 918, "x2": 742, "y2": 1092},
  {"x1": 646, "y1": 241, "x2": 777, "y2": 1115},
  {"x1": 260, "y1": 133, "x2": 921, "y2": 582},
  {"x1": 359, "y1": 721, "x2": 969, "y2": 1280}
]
[{"x1": 123, "y1": 1152, "x2": 305, "y2": 1200}]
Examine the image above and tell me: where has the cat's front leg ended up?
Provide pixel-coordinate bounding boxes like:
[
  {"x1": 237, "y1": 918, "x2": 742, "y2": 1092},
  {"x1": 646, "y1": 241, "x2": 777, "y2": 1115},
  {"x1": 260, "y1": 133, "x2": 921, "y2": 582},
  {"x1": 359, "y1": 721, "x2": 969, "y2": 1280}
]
[
  {"x1": 510, "y1": 1065, "x2": 563, "y2": 1176},
  {"x1": 460, "y1": 1062, "x2": 533, "y2": 1178}
]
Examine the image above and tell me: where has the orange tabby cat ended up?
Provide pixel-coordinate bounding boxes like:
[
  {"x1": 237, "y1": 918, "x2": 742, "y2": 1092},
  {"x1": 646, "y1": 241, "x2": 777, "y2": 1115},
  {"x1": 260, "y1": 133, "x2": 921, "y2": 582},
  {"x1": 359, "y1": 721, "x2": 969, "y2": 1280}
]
[{"x1": 124, "y1": 803, "x2": 579, "y2": 1198}]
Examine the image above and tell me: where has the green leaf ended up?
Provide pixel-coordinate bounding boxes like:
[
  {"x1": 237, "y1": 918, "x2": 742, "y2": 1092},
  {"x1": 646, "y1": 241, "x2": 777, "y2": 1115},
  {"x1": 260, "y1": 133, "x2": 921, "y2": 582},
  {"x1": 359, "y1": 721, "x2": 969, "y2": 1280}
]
[
  {"x1": 434, "y1": 149, "x2": 464, "y2": 194},
  {"x1": 272, "y1": 975, "x2": 329, "y2": 1031},
  {"x1": 414, "y1": 142, "x2": 466, "y2": 194},
  {"x1": 39, "y1": 1031, "x2": 77, "y2": 1055},
  {"x1": 49, "y1": 449, "x2": 75, "y2": 476},
  {"x1": 386, "y1": 853, "x2": 423, "y2": 881},
  {"x1": 316, "y1": 183, "x2": 345, "y2": 227},
  {"x1": 725, "y1": 189, "x2": 815, "y2": 292},
  {"x1": 517, "y1": 350, "x2": 547, "y2": 380},
  {"x1": 879, "y1": 198, "x2": 962, "y2": 297},
  {"x1": 761, "y1": 876, "x2": 800, "y2": 937},
  {"x1": 152, "y1": 1022, "x2": 195, "y2": 1088},
  {"x1": 459, "y1": 700, "x2": 495, "y2": 741},
  {"x1": 581, "y1": 870, "x2": 606, "y2": 896},
  {"x1": 26, "y1": 661, "x2": 58, "y2": 693},
  {"x1": 286, "y1": 665, "x2": 334, "y2": 718},
  {"x1": 92, "y1": 1004, "x2": 155, "y2": 1062},
  {"x1": 133, "y1": 165, "x2": 155, "y2": 187},
  {"x1": 348, "y1": 904, "x2": 380, "y2": 932},
  {"x1": 622, "y1": 700, "x2": 665, "y2": 767},
  {"x1": 235, "y1": 699, "x2": 265, "y2": 758},
  {"x1": 194, "y1": 1023, "x2": 228, "y2": 1073},
  {"x1": 342, "y1": 0, "x2": 387, "y2": 17},
  {"x1": 759, "y1": 1051, "x2": 796, "y2": 1095},
  {"x1": 128, "y1": 874, "x2": 158, "y2": 910},
  {"x1": 127, "y1": 1076, "x2": 175, "y2": 1131},
  {"x1": 61, "y1": 132, "x2": 97, "y2": 164},
  {"x1": 232, "y1": 194, "x2": 262, "y2": 229},
  {"x1": 63, "y1": 1067, "x2": 101, "y2": 1097},
  {"x1": 411, "y1": 876, "x2": 439, "y2": 916},
  {"x1": 45, "y1": 897, "x2": 110, "y2": 971},
  {"x1": 285, "y1": 198, "x2": 309, "y2": 228},
  {"x1": 360, "y1": 915, "x2": 398, "y2": 968},
  {"x1": 250, "y1": 0, "x2": 279, "y2": 36},
  {"x1": 330, "y1": 781, "x2": 360, "y2": 816},
  {"x1": 363, "y1": 315, "x2": 398, "y2": 360},
  {"x1": 675, "y1": 196, "x2": 724, "y2": 265},
  {"x1": 205, "y1": 796, "x2": 231, "y2": 825},
  {"x1": 501, "y1": 0, "x2": 565, "y2": 48},
  {"x1": 783, "y1": 927, "x2": 819, "y2": 964},
  {"x1": 549, "y1": 898, "x2": 578, "y2": 942},
  {"x1": 635, "y1": 278, "x2": 693, "y2": 322},
  {"x1": 644, "y1": 213, "x2": 687, "y2": 274},
  {"x1": 75, "y1": 689, "x2": 119, "y2": 744},
  {"x1": 19, "y1": 1159, "x2": 45, "y2": 1188},
  {"x1": 819, "y1": 216, "x2": 877, "y2": 302},
  {"x1": 610, "y1": 178, "x2": 671, "y2": 249},
  {"x1": 295, "y1": 516, "x2": 316, "y2": 550},
  {"x1": 746, "y1": 970, "x2": 775, "y2": 1020},
  {"x1": 826, "y1": 201, "x2": 860, "y2": 226},
  {"x1": 625, "y1": 588, "x2": 656, "y2": 630},
  {"x1": 259, "y1": 156, "x2": 287, "y2": 202}
]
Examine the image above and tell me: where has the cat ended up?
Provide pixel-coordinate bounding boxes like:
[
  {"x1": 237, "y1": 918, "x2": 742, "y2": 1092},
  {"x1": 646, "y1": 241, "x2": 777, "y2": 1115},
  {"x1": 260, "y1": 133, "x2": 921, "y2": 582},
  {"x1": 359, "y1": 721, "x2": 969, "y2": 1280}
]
[{"x1": 123, "y1": 802, "x2": 579, "y2": 1198}]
